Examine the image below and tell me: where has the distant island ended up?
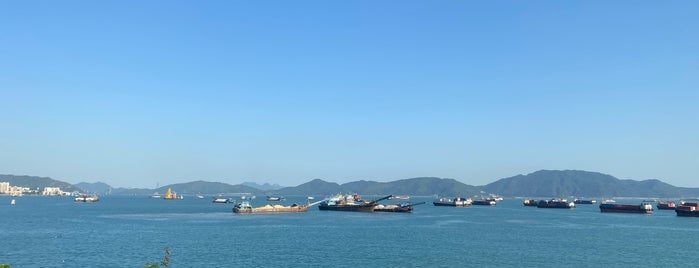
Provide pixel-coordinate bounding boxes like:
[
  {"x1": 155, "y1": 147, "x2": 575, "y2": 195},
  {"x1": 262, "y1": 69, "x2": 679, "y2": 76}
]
[{"x1": 3, "y1": 170, "x2": 699, "y2": 198}]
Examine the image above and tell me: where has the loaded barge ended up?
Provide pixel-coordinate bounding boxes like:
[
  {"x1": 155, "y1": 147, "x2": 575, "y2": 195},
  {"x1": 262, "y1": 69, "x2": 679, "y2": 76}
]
[
  {"x1": 675, "y1": 202, "x2": 699, "y2": 217},
  {"x1": 656, "y1": 201, "x2": 677, "y2": 210},
  {"x1": 318, "y1": 194, "x2": 391, "y2": 212},
  {"x1": 433, "y1": 197, "x2": 472, "y2": 207},
  {"x1": 537, "y1": 199, "x2": 575, "y2": 209}
]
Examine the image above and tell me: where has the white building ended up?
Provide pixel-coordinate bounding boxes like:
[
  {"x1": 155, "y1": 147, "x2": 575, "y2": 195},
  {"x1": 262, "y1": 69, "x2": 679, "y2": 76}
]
[
  {"x1": 0, "y1": 182, "x2": 9, "y2": 194},
  {"x1": 42, "y1": 187, "x2": 66, "y2": 196}
]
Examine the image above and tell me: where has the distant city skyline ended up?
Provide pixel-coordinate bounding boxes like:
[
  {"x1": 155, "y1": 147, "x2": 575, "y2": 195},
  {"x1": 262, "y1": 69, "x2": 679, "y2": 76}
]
[{"x1": 2, "y1": 1, "x2": 697, "y2": 188}]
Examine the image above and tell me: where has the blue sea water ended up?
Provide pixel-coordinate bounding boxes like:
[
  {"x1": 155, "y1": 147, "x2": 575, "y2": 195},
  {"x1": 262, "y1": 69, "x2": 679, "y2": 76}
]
[{"x1": 1, "y1": 196, "x2": 697, "y2": 267}]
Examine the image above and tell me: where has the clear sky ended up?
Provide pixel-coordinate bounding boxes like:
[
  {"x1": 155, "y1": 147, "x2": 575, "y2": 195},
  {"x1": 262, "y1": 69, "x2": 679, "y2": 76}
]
[{"x1": 1, "y1": 1, "x2": 697, "y2": 188}]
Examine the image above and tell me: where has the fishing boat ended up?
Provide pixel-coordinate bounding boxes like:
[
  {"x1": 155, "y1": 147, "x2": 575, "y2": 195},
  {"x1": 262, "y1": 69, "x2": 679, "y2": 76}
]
[
  {"x1": 74, "y1": 194, "x2": 100, "y2": 202},
  {"x1": 318, "y1": 194, "x2": 392, "y2": 212},
  {"x1": 599, "y1": 202, "x2": 653, "y2": 214},
  {"x1": 433, "y1": 197, "x2": 472, "y2": 207},
  {"x1": 656, "y1": 201, "x2": 677, "y2": 210},
  {"x1": 233, "y1": 201, "x2": 311, "y2": 213},
  {"x1": 374, "y1": 201, "x2": 426, "y2": 212},
  {"x1": 523, "y1": 199, "x2": 538, "y2": 206},
  {"x1": 675, "y1": 202, "x2": 699, "y2": 217},
  {"x1": 537, "y1": 199, "x2": 575, "y2": 209}
]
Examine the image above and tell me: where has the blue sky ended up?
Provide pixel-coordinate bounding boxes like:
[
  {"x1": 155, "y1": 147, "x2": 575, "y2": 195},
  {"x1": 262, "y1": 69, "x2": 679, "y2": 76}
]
[{"x1": 1, "y1": 1, "x2": 697, "y2": 188}]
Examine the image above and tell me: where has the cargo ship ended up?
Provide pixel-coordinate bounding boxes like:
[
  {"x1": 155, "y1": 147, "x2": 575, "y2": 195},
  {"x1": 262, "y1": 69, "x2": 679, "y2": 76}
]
[
  {"x1": 318, "y1": 194, "x2": 392, "y2": 212},
  {"x1": 573, "y1": 199, "x2": 596, "y2": 204},
  {"x1": 433, "y1": 197, "x2": 472, "y2": 207},
  {"x1": 656, "y1": 201, "x2": 677, "y2": 210},
  {"x1": 537, "y1": 199, "x2": 575, "y2": 209},
  {"x1": 233, "y1": 201, "x2": 309, "y2": 213},
  {"x1": 523, "y1": 199, "x2": 538, "y2": 206},
  {"x1": 599, "y1": 202, "x2": 653, "y2": 214},
  {"x1": 675, "y1": 202, "x2": 699, "y2": 217},
  {"x1": 374, "y1": 202, "x2": 426, "y2": 213}
]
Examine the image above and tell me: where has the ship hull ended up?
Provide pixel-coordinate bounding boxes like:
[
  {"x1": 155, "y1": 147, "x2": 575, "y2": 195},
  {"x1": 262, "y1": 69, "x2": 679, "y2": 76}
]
[
  {"x1": 234, "y1": 206, "x2": 308, "y2": 213},
  {"x1": 374, "y1": 207, "x2": 413, "y2": 213},
  {"x1": 318, "y1": 204, "x2": 375, "y2": 212},
  {"x1": 675, "y1": 210, "x2": 699, "y2": 217},
  {"x1": 599, "y1": 204, "x2": 653, "y2": 214}
]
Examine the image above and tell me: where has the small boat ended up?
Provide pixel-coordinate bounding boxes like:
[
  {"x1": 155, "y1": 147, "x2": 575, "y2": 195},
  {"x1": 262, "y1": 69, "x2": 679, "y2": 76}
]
[
  {"x1": 233, "y1": 201, "x2": 309, "y2": 213},
  {"x1": 150, "y1": 192, "x2": 162, "y2": 199},
  {"x1": 74, "y1": 194, "x2": 100, "y2": 202},
  {"x1": 388, "y1": 195, "x2": 410, "y2": 200},
  {"x1": 212, "y1": 197, "x2": 232, "y2": 203},
  {"x1": 318, "y1": 194, "x2": 392, "y2": 212},
  {"x1": 599, "y1": 202, "x2": 653, "y2": 214},
  {"x1": 523, "y1": 199, "x2": 538, "y2": 206},
  {"x1": 573, "y1": 199, "x2": 597, "y2": 204},
  {"x1": 266, "y1": 195, "x2": 285, "y2": 201},
  {"x1": 196, "y1": 195, "x2": 205, "y2": 199},
  {"x1": 537, "y1": 199, "x2": 575, "y2": 209},
  {"x1": 471, "y1": 199, "x2": 497, "y2": 206},
  {"x1": 675, "y1": 202, "x2": 699, "y2": 217},
  {"x1": 374, "y1": 201, "x2": 426, "y2": 212},
  {"x1": 307, "y1": 196, "x2": 315, "y2": 200},
  {"x1": 11, "y1": 199, "x2": 16, "y2": 206},
  {"x1": 656, "y1": 201, "x2": 676, "y2": 210},
  {"x1": 433, "y1": 197, "x2": 472, "y2": 207}
]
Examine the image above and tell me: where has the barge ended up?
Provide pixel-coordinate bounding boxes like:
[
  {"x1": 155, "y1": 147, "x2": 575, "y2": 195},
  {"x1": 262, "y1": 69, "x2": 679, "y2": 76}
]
[
  {"x1": 599, "y1": 203, "x2": 653, "y2": 214},
  {"x1": 675, "y1": 202, "x2": 699, "y2": 217}
]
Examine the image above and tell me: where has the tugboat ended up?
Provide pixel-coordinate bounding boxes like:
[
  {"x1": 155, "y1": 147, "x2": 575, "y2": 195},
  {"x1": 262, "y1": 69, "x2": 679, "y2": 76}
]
[
  {"x1": 599, "y1": 202, "x2": 653, "y2": 214},
  {"x1": 537, "y1": 199, "x2": 575, "y2": 209},
  {"x1": 374, "y1": 202, "x2": 426, "y2": 213},
  {"x1": 318, "y1": 194, "x2": 392, "y2": 212},
  {"x1": 675, "y1": 202, "x2": 699, "y2": 217},
  {"x1": 433, "y1": 197, "x2": 472, "y2": 207},
  {"x1": 656, "y1": 201, "x2": 677, "y2": 210}
]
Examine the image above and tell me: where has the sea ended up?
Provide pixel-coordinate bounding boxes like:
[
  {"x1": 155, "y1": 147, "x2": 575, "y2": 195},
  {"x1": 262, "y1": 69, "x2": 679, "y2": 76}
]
[{"x1": 1, "y1": 196, "x2": 697, "y2": 267}]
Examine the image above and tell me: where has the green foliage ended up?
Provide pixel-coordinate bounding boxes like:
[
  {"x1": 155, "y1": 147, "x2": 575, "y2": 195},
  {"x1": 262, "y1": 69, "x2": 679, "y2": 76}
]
[
  {"x1": 144, "y1": 247, "x2": 170, "y2": 268},
  {"x1": 1, "y1": 264, "x2": 12, "y2": 268}
]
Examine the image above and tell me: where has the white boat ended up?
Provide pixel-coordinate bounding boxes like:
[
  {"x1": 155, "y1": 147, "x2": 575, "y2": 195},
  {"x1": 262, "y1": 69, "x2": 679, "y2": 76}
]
[
  {"x1": 75, "y1": 194, "x2": 100, "y2": 202},
  {"x1": 11, "y1": 199, "x2": 16, "y2": 206},
  {"x1": 196, "y1": 195, "x2": 205, "y2": 199},
  {"x1": 151, "y1": 192, "x2": 162, "y2": 199}
]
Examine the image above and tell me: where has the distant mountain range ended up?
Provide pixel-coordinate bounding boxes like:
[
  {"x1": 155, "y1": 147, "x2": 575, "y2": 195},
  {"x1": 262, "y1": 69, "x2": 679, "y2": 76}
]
[
  {"x1": 4, "y1": 170, "x2": 699, "y2": 198},
  {"x1": 482, "y1": 170, "x2": 699, "y2": 198},
  {"x1": 241, "y1": 182, "x2": 284, "y2": 191}
]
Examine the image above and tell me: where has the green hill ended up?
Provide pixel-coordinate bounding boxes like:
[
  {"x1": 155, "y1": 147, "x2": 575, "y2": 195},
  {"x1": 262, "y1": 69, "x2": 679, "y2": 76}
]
[
  {"x1": 482, "y1": 170, "x2": 699, "y2": 198},
  {"x1": 0, "y1": 174, "x2": 79, "y2": 193}
]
